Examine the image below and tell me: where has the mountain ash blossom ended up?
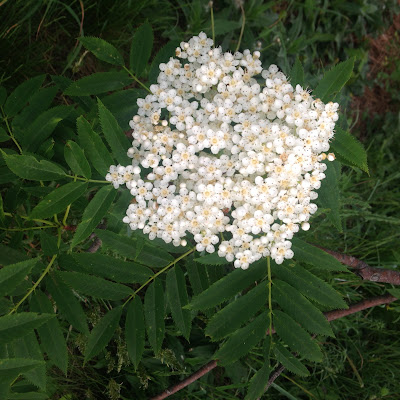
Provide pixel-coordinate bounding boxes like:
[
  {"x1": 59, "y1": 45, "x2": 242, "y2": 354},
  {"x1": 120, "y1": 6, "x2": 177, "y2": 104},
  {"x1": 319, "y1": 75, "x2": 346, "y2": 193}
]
[{"x1": 106, "y1": 32, "x2": 339, "y2": 268}]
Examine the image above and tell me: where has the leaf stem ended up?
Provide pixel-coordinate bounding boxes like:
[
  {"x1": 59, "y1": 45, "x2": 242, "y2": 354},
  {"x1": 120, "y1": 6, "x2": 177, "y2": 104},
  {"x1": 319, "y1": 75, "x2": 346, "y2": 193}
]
[
  {"x1": 1, "y1": 105, "x2": 23, "y2": 154},
  {"x1": 0, "y1": 225, "x2": 56, "y2": 232},
  {"x1": 267, "y1": 256, "x2": 273, "y2": 337},
  {"x1": 235, "y1": 4, "x2": 246, "y2": 52},
  {"x1": 122, "y1": 66, "x2": 151, "y2": 93},
  {"x1": 8, "y1": 254, "x2": 58, "y2": 315},
  {"x1": 122, "y1": 247, "x2": 196, "y2": 307},
  {"x1": 65, "y1": 174, "x2": 109, "y2": 184},
  {"x1": 210, "y1": 2, "x2": 215, "y2": 45},
  {"x1": 4, "y1": 212, "x2": 55, "y2": 226}
]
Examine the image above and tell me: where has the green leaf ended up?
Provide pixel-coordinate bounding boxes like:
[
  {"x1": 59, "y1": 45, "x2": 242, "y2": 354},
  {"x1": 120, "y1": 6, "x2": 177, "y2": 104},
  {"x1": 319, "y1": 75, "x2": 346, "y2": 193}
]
[
  {"x1": 213, "y1": 312, "x2": 268, "y2": 365},
  {"x1": 273, "y1": 310, "x2": 322, "y2": 362},
  {"x1": 0, "y1": 313, "x2": 54, "y2": 345},
  {"x1": 8, "y1": 393, "x2": 49, "y2": 399},
  {"x1": 388, "y1": 288, "x2": 400, "y2": 298},
  {"x1": 195, "y1": 252, "x2": 231, "y2": 265},
  {"x1": 186, "y1": 258, "x2": 266, "y2": 311},
  {"x1": 144, "y1": 278, "x2": 165, "y2": 355},
  {"x1": 95, "y1": 229, "x2": 174, "y2": 267},
  {"x1": 1, "y1": 152, "x2": 66, "y2": 181},
  {"x1": 39, "y1": 230, "x2": 58, "y2": 256},
  {"x1": 72, "y1": 253, "x2": 153, "y2": 284},
  {"x1": 0, "y1": 244, "x2": 29, "y2": 266},
  {"x1": 0, "y1": 358, "x2": 44, "y2": 382},
  {"x1": 64, "y1": 140, "x2": 92, "y2": 179},
  {"x1": 0, "y1": 259, "x2": 37, "y2": 297},
  {"x1": 97, "y1": 98, "x2": 131, "y2": 165},
  {"x1": 126, "y1": 296, "x2": 145, "y2": 369},
  {"x1": 0, "y1": 86, "x2": 6, "y2": 106},
  {"x1": 30, "y1": 291, "x2": 68, "y2": 374},
  {"x1": 330, "y1": 127, "x2": 368, "y2": 173},
  {"x1": 79, "y1": 36, "x2": 124, "y2": 66},
  {"x1": 70, "y1": 185, "x2": 117, "y2": 249},
  {"x1": 245, "y1": 362, "x2": 271, "y2": 400},
  {"x1": 84, "y1": 306, "x2": 122, "y2": 363},
  {"x1": 23, "y1": 106, "x2": 73, "y2": 152},
  {"x1": 148, "y1": 40, "x2": 180, "y2": 83},
  {"x1": 64, "y1": 71, "x2": 131, "y2": 96},
  {"x1": 213, "y1": 19, "x2": 241, "y2": 36},
  {"x1": 30, "y1": 182, "x2": 88, "y2": 219},
  {"x1": 273, "y1": 280, "x2": 333, "y2": 336},
  {"x1": 0, "y1": 127, "x2": 9, "y2": 143},
  {"x1": 45, "y1": 271, "x2": 89, "y2": 334},
  {"x1": 291, "y1": 237, "x2": 347, "y2": 271},
  {"x1": 205, "y1": 282, "x2": 268, "y2": 341},
  {"x1": 317, "y1": 160, "x2": 342, "y2": 231},
  {"x1": 12, "y1": 331, "x2": 46, "y2": 390},
  {"x1": 290, "y1": 57, "x2": 304, "y2": 87},
  {"x1": 313, "y1": 58, "x2": 355, "y2": 102},
  {"x1": 186, "y1": 261, "x2": 209, "y2": 296},
  {"x1": 4, "y1": 75, "x2": 45, "y2": 117},
  {"x1": 166, "y1": 266, "x2": 191, "y2": 340},
  {"x1": 58, "y1": 271, "x2": 133, "y2": 300},
  {"x1": 77, "y1": 116, "x2": 113, "y2": 176},
  {"x1": 271, "y1": 262, "x2": 348, "y2": 309},
  {"x1": 130, "y1": 22, "x2": 153, "y2": 77},
  {"x1": 273, "y1": 343, "x2": 310, "y2": 377}
]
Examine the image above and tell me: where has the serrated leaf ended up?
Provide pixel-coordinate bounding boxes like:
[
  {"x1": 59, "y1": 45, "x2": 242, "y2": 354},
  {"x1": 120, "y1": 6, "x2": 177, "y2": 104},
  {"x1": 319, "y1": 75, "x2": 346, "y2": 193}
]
[
  {"x1": 0, "y1": 244, "x2": 29, "y2": 266},
  {"x1": 1, "y1": 152, "x2": 66, "y2": 181},
  {"x1": 23, "y1": 105, "x2": 73, "y2": 151},
  {"x1": 271, "y1": 262, "x2": 348, "y2": 309},
  {"x1": 84, "y1": 306, "x2": 122, "y2": 363},
  {"x1": 130, "y1": 22, "x2": 153, "y2": 77},
  {"x1": 0, "y1": 259, "x2": 37, "y2": 297},
  {"x1": 30, "y1": 182, "x2": 88, "y2": 219},
  {"x1": 79, "y1": 36, "x2": 124, "y2": 66},
  {"x1": 273, "y1": 310, "x2": 322, "y2": 362},
  {"x1": 95, "y1": 229, "x2": 174, "y2": 267},
  {"x1": 0, "y1": 358, "x2": 44, "y2": 382},
  {"x1": 273, "y1": 343, "x2": 310, "y2": 377},
  {"x1": 39, "y1": 230, "x2": 58, "y2": 256},
  {"x1": 245, "y1": 362, "x2": 271, "y2": 400},
  {"x1": 64, "y1": 140, "x2": 91, "y2": 179},
  {"x1": 77, "y1": 116, "x2": 113, "y2": 176},
  {"x1": 4, "y1": 75, "x2": 45, "y2": 117},
  {"x1": 273, "y1": 280, "x2": 333, "y2": 336},
  {"x1": 213, "y1": 312, "x2": 268, "y2": 365},
  {"x1": 148, "y1": 40, "x2": 180, "y2": 83},
  {"x1": 330, "y1": 127, "x2": 368, "y2": 173},
  {"x1": 186, "y1": 258, "x2": 266, "y2": 311},
  {"x1": 317, "y1": 160, "x2": 342, "y2": 231},
  {"x1": 97, "y1": 98, "x2": 131, "y2": 164},
  {"x1": 45, "y1": 271, "x2": 89, "y2": 334},
  {"x1": 71, "y1": 185, "x2": 116, "y2": 249},
  {"x1": 290, "y1": 57, "x2": 304, "y2": 87},
  {"x1": 64, "y1": 71, "x2": 130, "y2": 96},
  {"x1": 12, "y1": 331, "x2": 46, "y2": 390},
  {"x1": 58, "y1": 271, "x2": 133, "y2": 300},
  {"x1": 205, "y1": 282, "x2": 268, "y2": 341},
  {"x1": 126, "y1": 296, "x2": 145, "y2": 369},
  {"x1": 388, "y1": 288, "x2": 400, "y2": 298},
  {"x1": 313, "y1": 58, "x2": 354, "y2": 102},
  {"x1": 166, "y1": 266, "x2": 191, "y2": 340},
  {"x1": 144, "y1": 278, "x2": 165, "y2": 355},
  {"x1": 186, "y1": 260, "x2": 209, "y2": 297},
  {"x1": 72, "y1": 253, "x2": 153, "y2": 284},
  {"x1": 195, "y1": 252, "x2": 231, "y2": 265},
  {"x1": 291, "y1": 237, "x2": 347, "y2": 271},
  {"x1": 30, "y1": 291, "x2": 68, "y2": 374},
  {"x1": 0, "y1": 313, "x2": 54, "y2": 345}
]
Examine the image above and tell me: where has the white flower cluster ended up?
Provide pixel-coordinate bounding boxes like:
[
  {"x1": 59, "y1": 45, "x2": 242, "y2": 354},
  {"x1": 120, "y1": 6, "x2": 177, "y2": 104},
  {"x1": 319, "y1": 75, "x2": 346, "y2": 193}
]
[{"x1": 106, "y1": 32, "x2": 339, "y2": 268}]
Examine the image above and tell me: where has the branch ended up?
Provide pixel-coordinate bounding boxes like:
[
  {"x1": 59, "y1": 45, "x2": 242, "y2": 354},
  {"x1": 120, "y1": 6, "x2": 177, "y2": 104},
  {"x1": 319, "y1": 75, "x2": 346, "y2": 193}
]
[
  {"x1": 151, "y1": 293, "x2": 398, "y2": 399},
  {"x1": 320, "y1": 247, "x2": 400, "y2": 285}
]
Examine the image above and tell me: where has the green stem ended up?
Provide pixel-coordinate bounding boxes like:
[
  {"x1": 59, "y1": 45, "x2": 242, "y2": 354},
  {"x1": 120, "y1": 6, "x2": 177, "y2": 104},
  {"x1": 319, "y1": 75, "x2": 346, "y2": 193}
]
[
  {"x1": 122, "y1": 66, "x2": 151, "y2": 93},
  {"x1": 4, "y1": 212, "x2": 55, "y2": 226},
  {"x1": 1, "y1": 106, "x2": 23, "y2": 154},
  {"x1": 65, "y1": 174, "x2": 109, "y2": 184},
  {"x1": 235, "y1": 4, "x2": 246, "y2": 52},
  {"x1": 210, "y1": 2, "x2": 215, "y2": 45},
  {"x1": 8, "y1": 254, "x2": 57, "y2": 315},
  {"x1": 0, "y1": 225, "x2": 56, "y2": 232},
  {"x1": 267, "y1": 256, "x2": 273, "y2": 337},
  {"x1": 122, "y1": 247, "x2": 196, "y2": 307}
]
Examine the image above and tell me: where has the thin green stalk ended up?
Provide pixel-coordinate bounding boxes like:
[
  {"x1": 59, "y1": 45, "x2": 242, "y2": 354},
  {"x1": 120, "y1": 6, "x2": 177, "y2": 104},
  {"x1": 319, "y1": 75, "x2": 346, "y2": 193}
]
[
  {"x1": 122, "y1": 247, "x2": 196, "y2": 307},
  {"x1": 267, "y1": 256, "x2": 273, "y2": 337},
  {"x1": 1, "y1": 105, "x2": 23, "y2": 154},
  {"x1": 4, "y1": 212, "x2": 55, "y2": 226},
  {"x1": 65, "y1": 174, "x2": 109, "y2": 184},
  {"x1": 0, "y1": 225, "x2": 56, "y2": 232},
  {"x1": 122, "y1": 66, "x2": 151, "y2": 93},
  {"x1": 235, "y1": 4, "x2": 246, "y2": 52},
  {"x1": 8, "y1": 254, "x2": 57, "y2": 315},
  {"x1": 210, "y1": 1, "x2": 215, "y2": 45}
]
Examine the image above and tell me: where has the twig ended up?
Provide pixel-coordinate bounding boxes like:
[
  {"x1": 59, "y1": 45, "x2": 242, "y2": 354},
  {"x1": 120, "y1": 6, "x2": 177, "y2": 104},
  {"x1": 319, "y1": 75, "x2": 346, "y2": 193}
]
[
  {"x1": 150, "y1": 360, "x2": 217, "y2": 400},
  {"x1": 319, "y1": 247, "x2": 400, "y2": 285},
  {"x1": 263, "y1": 364, "x2": 285, "y2": 394},
  {"x1": 151, "y1": 293, "x2": 398, "y2": 399}
]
